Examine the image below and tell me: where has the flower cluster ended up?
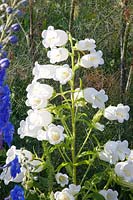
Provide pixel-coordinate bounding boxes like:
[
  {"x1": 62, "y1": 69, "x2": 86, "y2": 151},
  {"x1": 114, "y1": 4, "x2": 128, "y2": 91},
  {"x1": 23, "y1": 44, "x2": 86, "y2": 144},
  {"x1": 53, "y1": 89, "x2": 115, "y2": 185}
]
[
  {"x1": 115, "y1": 150, "x2": 133, "y2": 183},
  {"x1": 99, "y1": 141, "x2": 133, "y2": 184},
  {"x1": 99, "y1": 140, "x2": 130, "y2": 164},
  {"x1": 0, "y1": 0, "x2": 28, "y2": 148},
  {"x1": 54, "y1": 175, "x2": 81, "y2": 200},
  {"x1": 14, "y1": 25, "x2": 131, "y2": 199},
  {"x1": 0, "y1": 145, "x2": 43, "y2": 185}
]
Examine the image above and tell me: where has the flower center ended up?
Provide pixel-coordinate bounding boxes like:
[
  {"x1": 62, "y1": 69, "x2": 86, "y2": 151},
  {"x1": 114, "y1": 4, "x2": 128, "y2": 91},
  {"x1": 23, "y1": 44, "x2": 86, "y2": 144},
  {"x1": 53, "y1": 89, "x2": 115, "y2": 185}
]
[{"x1": 51, "y1": 132, "x2": 60, "y2": 141}]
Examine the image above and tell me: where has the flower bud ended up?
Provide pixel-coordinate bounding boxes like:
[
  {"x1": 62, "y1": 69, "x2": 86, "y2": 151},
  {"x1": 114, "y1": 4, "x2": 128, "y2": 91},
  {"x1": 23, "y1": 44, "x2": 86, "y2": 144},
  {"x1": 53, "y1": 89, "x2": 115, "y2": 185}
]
[
  {"x1": 0, "y1": 58, "x2": 10, "y2": 68},
  {"x1": 15, "y1": 9, "x2": 23, "y2": 17},
  {"x1": 11, "y1": 23, "x2": 20, "y2": 32},
  {"x1": 9, "y1": 35, "x2": 18, "y2": 44},
  {"x1": 6, "y1": 7, "x2": 13, "y2": 14}
]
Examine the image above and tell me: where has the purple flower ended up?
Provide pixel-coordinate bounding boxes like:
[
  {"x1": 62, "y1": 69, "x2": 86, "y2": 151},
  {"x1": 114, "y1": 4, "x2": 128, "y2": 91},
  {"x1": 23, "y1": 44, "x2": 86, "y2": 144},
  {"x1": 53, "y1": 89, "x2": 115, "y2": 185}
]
[
  {"x1": 10, "y1": 185, "x2": 25, "y2": 200},
  {"x1": 0, "y1": 50, "x2": 8, "y2": 59},
  {"x1": 0, "y1": 44, "x2": 3, "y2": 49},
  {"x1": 10, "y1": 156, "x2": 21, "y2": 178},
  {"x1": 15, "y1": 9, "x2": 23, "y2": 17},
  {"x1": 9, "y1": 35, "x2": 18, "y2": 44},
  {"x1": 6, "y1": 7, "x2": 13, "y2": 14},
  {"x1": 0, "y1": 58, "x2": 10, "y2": 69},
  {"x1": 11, "y1": 23, "x2": 20, "y2": 32}
]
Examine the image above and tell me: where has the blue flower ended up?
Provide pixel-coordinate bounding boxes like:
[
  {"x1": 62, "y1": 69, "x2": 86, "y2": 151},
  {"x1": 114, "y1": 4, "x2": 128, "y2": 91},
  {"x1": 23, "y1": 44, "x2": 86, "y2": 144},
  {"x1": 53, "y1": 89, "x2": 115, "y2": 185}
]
[
  {"x1": 6, "y1": 7, "x2": 13, "y2": 14},
  {"x1": 0, "y1": 68, "x2": 6, "y2": 85},
  {"x1": 0, "y1": 131, "x2": 3, "y2": 150},
  {"x1": 0, "y1": 58, "x2": 10, "y2": 69},
  {"x1": 10, "y1": 185, "x2": 25, "y2": 200},
  {"x1": 9, "y1": 35, "x2": 18, "y2": 44},
  {"x1": 11, "y1": 23, "x2": 20, "y2": 32},
  {"x1": 15, "y1": 9, "x2": 23, "y2": 17},
  {"x1": 10, "y1": 155, "x2": 21, "y2": 178},
  {"x1": 0, "y1": 85, "x2": 14, "y2": 146},
  {"x1": 2, "y1": 122, "x2": 14, "y2": 147}
]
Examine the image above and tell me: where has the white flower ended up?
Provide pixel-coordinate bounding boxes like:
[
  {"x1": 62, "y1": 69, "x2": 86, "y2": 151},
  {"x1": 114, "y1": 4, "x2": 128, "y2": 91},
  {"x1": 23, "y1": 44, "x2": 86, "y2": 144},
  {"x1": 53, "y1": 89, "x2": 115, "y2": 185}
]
[
  {"x1": 54, "y1": 188, "x2": 74, "y2": 200},
  {"x1": 32, "y1": 61, "x2": 57, "y2": 81},
  {"x1": 26, "y1": 82, "x2": 53, "y2": 109},
  {"x1": 27, "y1": 109, "x2": 52, "y2": 127},
  {"x1": 0, "y1": 166, "x2": 26, "y2": 185},
  {"x1": 6, "y1": 145, "x2": 17, "y2": 164},
  {"x1": 0, "y1": 146, "x2": 34, "y2": 185},
  {"x1": 47, "y1": 47, "x2": 69, "y2": 64},
  {"x1": 76, "y1": 38, "x2": 96, "y2": 52},
  {"x1": 116, "y1": 140, "x2": 130, "y2": 161},
  {"x1": 115, "y1": 160, "x2": 133, "y2": 183},
  {"x1": 104, "y1": 104, "x2": 130, "y2": 123},
  {"x1": 104, "y1": 106, "x2": 117, "y2": 121},
  {"x1": 115, "y1": 104, "x2": 130, "y2": 123},
  {"x1": 80, "y1": 50, "x2": 104, "y2": 68},
  {"x1": 26, "y1": 96, "x2": 48, "y2": 110},
  {"x1": 68, "y1": 184, "x2": 81, "y2": 195},
  {"x1": 45, "y1": 124, "x2": 65, "y2": 145},
  {"x1": 54, "y1": 64, "x2": 72, "y2": 84},
  {"x1": 37, "y1": 129, "x2": 47, "y2": 141},
  {"x1": 128, "y1": 150, "x2": 133, "y2": 161},
  {"x1": 95, "y1": 122, "x2": 105, "y2": 131},
  {"x1": 18, "y1": 119, "x2": 41, "y2": 139},
  {"x1": 42, "y1": 26, "x2": 68, "y2": 48},
  {"x1": 99, "y1": 140, "x2": 130, "y2": 164},
  {"x1": 84, "y1": 87, "x2": 108, "y2": 109},
  {"x1": 99, "y1": 189, "x2": 118, "y2": 200},
  {"x1": 30, "y1": 160, "x2": 43, "y2": 173},
  {"x1": 55, "y1": 173, "x2": 69, "y2": 187},
  {"x1": 26, "y1": 81, "x2": 53, "y2": 100}
]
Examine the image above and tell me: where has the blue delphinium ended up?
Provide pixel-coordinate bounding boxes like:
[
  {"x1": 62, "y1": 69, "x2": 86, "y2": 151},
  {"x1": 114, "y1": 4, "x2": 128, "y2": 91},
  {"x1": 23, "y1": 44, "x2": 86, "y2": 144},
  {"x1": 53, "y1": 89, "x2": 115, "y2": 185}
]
[
  {"x1": 10, "y1": 185, "x2": 25, "y2": 200},
  {"x1": 10, "y1": 155, "x2": 21, "y2": 178},
  {"x1": 0, "y1": 85, "x2": 14, "y2": 147},
  {"x1": 0, "y1": 0, "x2": 28, "y2": 148}
]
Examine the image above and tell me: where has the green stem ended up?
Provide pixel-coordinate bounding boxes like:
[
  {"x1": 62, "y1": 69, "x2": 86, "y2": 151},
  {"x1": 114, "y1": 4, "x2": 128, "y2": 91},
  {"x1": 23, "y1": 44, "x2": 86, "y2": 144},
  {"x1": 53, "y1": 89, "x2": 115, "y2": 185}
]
[
  {"x1": 69, "y1": 33, "x2": 76, "y2": 184},
  {"x1": 77, "y1": 128, "x2": 93, "y2": 157}
]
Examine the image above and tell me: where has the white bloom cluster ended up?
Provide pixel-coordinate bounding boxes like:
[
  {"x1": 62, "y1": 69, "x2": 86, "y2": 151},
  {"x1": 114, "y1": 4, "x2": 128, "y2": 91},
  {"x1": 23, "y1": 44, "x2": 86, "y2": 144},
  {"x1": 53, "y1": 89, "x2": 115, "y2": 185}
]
[
  {"x1": 99, "y1": 189, "x2": 118, "y2": 200},
  {"x1": 99, "y1": 140, "x2": 130, "y2": 164},
  {"x1": 0, "y1": 146, "x2": 43, "y2": 185},
  {"x1": 76, "y1": 38, "x2": 104, "y2": 68},
  {"x1": 84, "y1": 87, "x2": 108, "y2": 109},
  {"x1": 33, "y1": 62, "x2": 72, "y2": 85},
  {"x1": 104, "y1": 104, "x2": 130, "y2": 123},
  {"x1": 54, "y1": 172, "x2": 81, "y2": 199},
  {"x1": 18, "y1": 109, "x2": 53, "y2": 139},
  {"x1": 54, "y1": 184, "x2": 81, "y2": 200},
  {"x1": 42, "y1": 26, "x2": 69, "y2": 64},
  {"x1": 114, "y1": 150, "x2": 133, "y2": 183}
]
